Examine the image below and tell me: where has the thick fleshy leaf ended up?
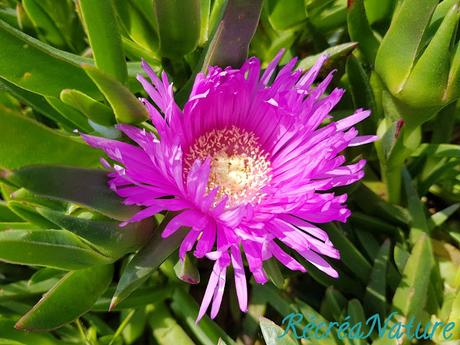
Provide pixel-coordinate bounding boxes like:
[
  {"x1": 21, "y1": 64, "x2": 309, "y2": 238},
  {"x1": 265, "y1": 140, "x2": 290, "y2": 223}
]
[
  {"x1": 153, "y1": 0, "x2": 201, "y2": 58},
  {"x1": 348, "y1": 300, "x2": 369, "y2": 345},
  {"x1": 8, "y1": 165, "x2": 139, "y2": 221},
  {"x1": 0, "y1": 78, "x2": 76, "y2": 130},
  {"x1": 37, "y1": 207, "x2": 153, "y2": 258},
  {"x1": 411, "y1": 143, "x2": 460, "y2": 159},
  {"x1": 111, "y1": 222, "x2": 186, "y2": 308},
  {"x1": 263, "y1": 257, "x2": 285, "y2": 289},
  {"x1": 259, "y1": 317, "x2": 298, "y2": 345},
  {"x1": 295, "y1": 298, "x2": 339, "y2": 345},
  {"x1": 204, "y1": 0, "x2": 262, "y2": 68},
  {"x1": 347, "y1": 0, "x2": 379, "y2": 64},
  {"x1": 0, "y1": 229, "x2": 112, "y2": 269},
  {"x1": 324, "y1": 223, "x2": 372, "y2": 283},
  {"x1": 82, "y1": 64, "x2": 148, "y2": 124},
  {"x1": 297, "y1": 42, "x2": 358, "y2": 72},
  {"x1": 6, "y1": 201, "x2": 59, "y2": 228},
  {"x1": 400, "y1": 3, "x2": 460, "y2": 108},
  {"x1": 0, "y1": 319, "x2": 63, "y2": 345},
  {"x1": 392, "y1": 234, "x2": 434, "y2": 320},
  {"x1": 346, "y1": 55, "x2": 377, "y2": 111},
  {"x1": 266, "y1": 0, "x2": 306, "y2": 31},
  {"x1": 364, "y1": 239, "x2": 390, "y2": 317},
  {"x1": 402, "y1": 169, "x2": 429, "y2": 244},
  {"x1": 113, "y1": 0, "x2": 158, "y2": 53},
  {"x1": 0, "y1": 19, "x2": 99, "y2": 98},
  {"x1": 44, "y1": 96, "x2": 92, "y2": 132},
  {"x1": 375, "y1": 0, "x2": 439, "y2": 95},
  {"x1": 16, "y1": 264, "x2": 113, "y2": 331},
  {"x1": 0, "y1": 112, "x2": 100, "y2": 171},
  {"x1": 170, "y1": 287, "x2": 236, "y2": 345},
  {"x1": 174, "y1": 254, "x2": 200, "y2": 285},
  {"x1": 93, "y1": 286, "x2": 171, "y2": 311},
  {"x1": 22, "y1": 0, "x2": 66, "y2": 49},
  {"x1": 0, "y1": 276, "x2": 61, "y2": 302},
  {"x1": 148, "y1": 302, "x2": 195, "y2": 345},
  {"x1": 60, "y1": 89, "x2": 115, "y2": 126},
  {"x1": 79, "y1": 0, "x2": 127, "y2": 84},
  {"x1": 199, "y1": 0, "x2": 211, "y2": 45},
  {"x1": 320, "y1": 286, "x2": 346, "y2": 321}
]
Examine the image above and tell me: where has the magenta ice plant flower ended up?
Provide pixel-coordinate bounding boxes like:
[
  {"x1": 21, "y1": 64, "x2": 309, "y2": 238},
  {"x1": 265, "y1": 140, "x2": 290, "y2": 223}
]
[{"x1": 82, "y1": 50, "x2": 377, "y2": 321}]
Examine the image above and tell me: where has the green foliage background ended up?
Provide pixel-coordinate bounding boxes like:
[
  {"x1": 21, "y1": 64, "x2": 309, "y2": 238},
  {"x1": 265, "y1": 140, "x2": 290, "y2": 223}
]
[{"x1": 0, "y1": 0, "x2": 459, "y2": 344}]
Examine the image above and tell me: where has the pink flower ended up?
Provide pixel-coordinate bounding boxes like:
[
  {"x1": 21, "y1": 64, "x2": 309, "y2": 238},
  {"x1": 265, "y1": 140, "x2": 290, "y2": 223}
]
[{"x1": 83, "y1": 50, "x2": 377, "y2": 321}]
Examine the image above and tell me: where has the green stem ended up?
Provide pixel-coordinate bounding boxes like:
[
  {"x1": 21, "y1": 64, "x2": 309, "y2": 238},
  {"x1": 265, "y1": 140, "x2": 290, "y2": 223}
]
[{"x1": 385, "y1": 123, "x2": 422, "y2": 204}]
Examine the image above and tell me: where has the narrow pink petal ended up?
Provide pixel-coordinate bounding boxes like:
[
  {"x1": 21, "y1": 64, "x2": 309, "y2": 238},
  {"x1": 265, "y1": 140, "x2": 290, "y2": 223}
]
[
  {"x1": 196, "y1": 260, "x2": 221, "y2": 322},
  {"x1": 335, "y1": 109, "x2": 371, "y2": 131},
  {"x1": 210, "y1": 264, "x2": 228, "y2": 319},
  {"x1": 300, "y1": 249, "x2": 339, "y2": 278},
  {"x1": 260, "y1": 49, "x2": 285, "y2": 85},
  {"x1": 349, "y1": 135, "x2": 379, "y2": 146},
  {"x1": 271, "y1": 242, "x2": 306, "y2": 272},
  {"x1": 179, "y1": 228, "x2": 201, "y2": 260},
  {"x1": 231, "y1": 245, "x2": 248, "y2": 312}
]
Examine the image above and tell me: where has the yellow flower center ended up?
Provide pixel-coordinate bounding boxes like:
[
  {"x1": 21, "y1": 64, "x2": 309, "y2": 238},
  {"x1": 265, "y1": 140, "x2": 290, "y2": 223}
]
[{"x1": 184, "y1": 126, "x2": 272, "y2": 207}]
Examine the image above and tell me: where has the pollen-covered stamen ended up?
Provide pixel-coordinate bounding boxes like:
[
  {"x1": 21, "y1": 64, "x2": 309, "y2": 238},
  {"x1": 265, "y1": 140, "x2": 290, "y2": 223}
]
[{"x1": 184, "y1": 126, "x2": 272, "y2": 207}]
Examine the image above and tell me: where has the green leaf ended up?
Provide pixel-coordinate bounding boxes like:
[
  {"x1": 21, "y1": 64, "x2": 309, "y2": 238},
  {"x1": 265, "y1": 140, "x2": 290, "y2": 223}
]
[
  {"x1": 148, "y1": 302, "x2": 195, "y2": 345},
  {"x1": 22, "y1": 0, "x2": 67, "y2": 49},
  {"x1": 263, "y1": 257, "x2": 285, "y2": 289},
  {"x1": 392, "y1": 234, "x2": 434, "y2": 321},
  {"x1": 60, "y1": 89, "x2": 115, "y2": 126},
  {"x1": 121, "y1": 308, "x2": 147, "y2": 344},
  {"x1": 45, "y1": 96, "x2": 93, "y2": 132},
  {"x1": 16, "y1": 264, "x2": 113, "y2": 331},
  {"x1": 347, "y1": 300, "x2": 369, "y2": 345},
  {"x1": 0, "y1": 276, "x2": 60, "y2": 302},
  {"x1": 93, "y1": 286, "x2": 171, "y2": 311},
  {"x1": 351, "y1": 183, "x2": 410, "y2": 225},
  {"x1": 266, "y1": 0, "x2": 306, "y2": 31},
  {"x1": 0, "y1": 222, "x2": 35, "y2": 230},
  {"x1": 375, "y1": 0, "x2": 439, "y2": 95},
  {"x1": 173, "y1": 254, "x2": 200, "y2": 285},
  {"x1": 0, "y1": 78, "x2": 76, "y2": 130},
  {"x1": 82, "y1": 64, "x2": 148, "y2": 124},
  {"x1": 170, "y1": 287, "x2": 236, "y2": 345},
  {"x1": 0, "y1": 201, "x2": 23, "y2": 222},
  {"x1": 204, "y1": 0, "x2": 262, "y2": 68},
  {"x1": 402, "y1": 168, "x2": 429, "y2": 244},
  {"x1": 0, "y1": 229, "x2": 112, "y2": 269},
  {"x1": 346, "y1": 55, "x2": 377, "y2": 114},
  {"x1": 252, "y1": 283, "x2": 297, "y2": 316},
  {"x1": 411, "y1": 143, "x2": 460, "y2": 159},
  {"x1": 79, "y1": 0, "x2": 127, "y2": 84},
  {"x1": 347, "y1": 0, "x2": 379, "y2": 64},
  {"x1": 364, "y1": 239, "x2": 390, "y2": 317},
  {"x1": 0, "y1": 110, "x2": 99, "y2": 170},
  {"x1": 431, "y1": 203, "x2": 460, "y2": 228},
  {"x1": 324, "y1": 223, "x2": 372, "y2": 284},
  {"x1": 153, "y1": 0, "x2": 201, "y2": 58},
  {"x1": 111, "y1": 218, "x2": 186, "y2": 308},
  {"x1": 7, "y1": 201, "x2": 58, "y2": 228},
  {"x1": 259, "y1": 317, "x2": 298, "y2": 345},
  {"x1": 36, "y1": 208, "x2": 153, "y2": 258},
  {"x1": 8, "y1": 165, "x2": 138, "y2": 221},
  {"x1": 0, "y1": 318, "x2": 65, "y2": 345},
  {"x1": 399, "y1": 3, "x2": 460, "y2": 108},
  {"x1": 0, "y1": 19, "x2": 99, "y2": 98},
  {"x1": 297, "y1": 42, "x2": 358, "y2": 72},
  {"x1": 320, "y1": 286, "x2": 347, "y2": 321},
  {"x1": 113, "y1": 0, "x2": 158, "y2": 53},
  {"x1": 199, "y1": 0, "x2": 211, "y2": 45}
]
